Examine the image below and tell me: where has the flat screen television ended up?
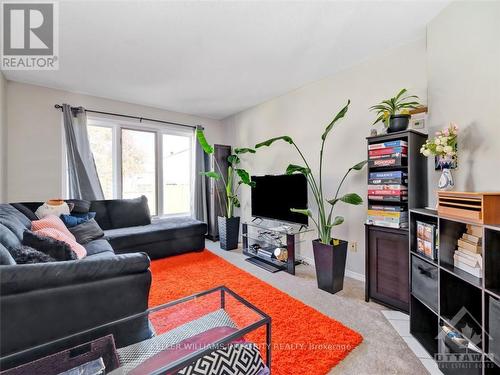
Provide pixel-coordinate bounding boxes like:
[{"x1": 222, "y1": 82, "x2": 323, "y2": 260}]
[{"x1": 251, "y1": 174, "x2": 308, "y2": 225}]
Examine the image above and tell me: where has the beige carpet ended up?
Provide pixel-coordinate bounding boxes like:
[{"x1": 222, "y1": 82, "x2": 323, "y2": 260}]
[{"x1": 206, "y1": 240, "x2": 428, "y2": 375}]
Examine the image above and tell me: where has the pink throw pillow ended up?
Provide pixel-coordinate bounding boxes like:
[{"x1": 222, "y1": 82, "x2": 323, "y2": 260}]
[
  {"x1": 34, "y1": 228, "x2": 87, "y2": 259},
  {"x1": 32, "y1": 215, "x2": 76, "y2": 241}
]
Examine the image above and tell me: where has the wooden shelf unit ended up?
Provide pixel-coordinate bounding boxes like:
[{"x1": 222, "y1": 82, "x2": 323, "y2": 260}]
[
  {"x1": 365, "y1": 130, "x2": 428, "y2": 312},
  {"x1": 409, "y1": 208, "x2": 500, "y2": 374}
]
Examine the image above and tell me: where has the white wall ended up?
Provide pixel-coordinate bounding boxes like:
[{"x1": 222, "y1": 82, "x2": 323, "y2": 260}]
[
  {"x1": 223, "y1": 39, "x2": 427, "y2": 278},
  {"x1": 0, "y1": 72, "x2": 6, "y2": 202},
  {"x1": 6, "y1": 82, "x2": 225, "y2": 202},
  {"x1": 426, "y1": 1, "x2": 500, "y2": 204}
]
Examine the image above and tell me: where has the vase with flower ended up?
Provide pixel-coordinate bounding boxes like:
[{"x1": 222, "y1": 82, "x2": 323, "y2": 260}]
[{"x1": 420, "y1": 123, "x2": 458, "y2": 191}]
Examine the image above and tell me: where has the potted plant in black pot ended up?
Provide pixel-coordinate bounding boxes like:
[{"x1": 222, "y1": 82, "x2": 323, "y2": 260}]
[
  {"x1": 370, "y1": 88, "x2": 421, "y2": 133},
  {"x1": 255, "y1": 100, "x2": 366, "y2": 294},
  {"x1": 196, "y1": 129, "x2": 255, "y2": 250}
]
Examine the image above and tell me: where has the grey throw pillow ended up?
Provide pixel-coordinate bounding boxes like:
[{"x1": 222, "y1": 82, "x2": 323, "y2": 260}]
[{"x1": 69, "y1": 219, "x2": 104, "y2": 244}]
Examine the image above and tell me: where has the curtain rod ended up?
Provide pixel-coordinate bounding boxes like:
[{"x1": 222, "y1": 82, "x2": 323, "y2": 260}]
[{"x1": 54, "y1": 104, "x2": 202, "y2": 130}]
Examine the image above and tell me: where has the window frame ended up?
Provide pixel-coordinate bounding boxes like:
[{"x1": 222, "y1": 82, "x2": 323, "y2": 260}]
[{"x1": 86, "y1": 116, "x2": 194, "y2": 217}]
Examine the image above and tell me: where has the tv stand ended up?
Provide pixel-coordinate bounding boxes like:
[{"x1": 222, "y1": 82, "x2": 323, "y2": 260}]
[{"x1": 241, "y1": 221, "x2": 311, "y2": 275}]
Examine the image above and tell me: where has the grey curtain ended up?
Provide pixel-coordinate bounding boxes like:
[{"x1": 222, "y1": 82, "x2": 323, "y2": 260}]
[
  {"x1": 62, "y1": 104, "x2": 104, "y2": 200},
  {"x1": 193, "y1": 125, "x2": 207, "y2": 222}
]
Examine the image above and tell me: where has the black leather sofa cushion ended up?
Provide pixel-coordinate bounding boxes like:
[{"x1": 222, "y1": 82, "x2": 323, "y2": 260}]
[
  {"x1": 0, "y1": 223, "x2": 22, "y2": 250},
  {"x1": 0, "y1": 252, "x2": 150, "y2": 295},
  {"x1": 10, "y1": 202, "x2": 41, "y2": 221},
  {"x1": 104, "y1": 217, "x2": 207, "y2": 250},
  {"x1": 90, "y1": 196, "x2": 151, "y2": 230},
  {"x1": 0, "y1": 204, "x2": 32, "y2": 229},
  {"x1": 65, "y1": 199, "x2": 91, "y2": 214},
  {"x1": 0, "y1": 243, "x2": 16, "y2": 265},
  {"x1": 84, "y1": 239, "x2": 114, "y2": 256},
  {"x1": 90, "y1": 200, "x2": 112, "y2": 230}
]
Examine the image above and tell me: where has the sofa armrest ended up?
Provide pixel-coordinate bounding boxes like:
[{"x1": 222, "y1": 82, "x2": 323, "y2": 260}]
[{"x1": 0, "y1": 253, "x2": 150, "y2": 296}]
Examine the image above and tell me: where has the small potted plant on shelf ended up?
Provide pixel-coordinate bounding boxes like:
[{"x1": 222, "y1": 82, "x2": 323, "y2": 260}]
[
  {"x1": 196, "y1": 129, "x2": 255, "y2": 250},
  {"x1": 420, "y1": 123, "x2": 458, "y2": 191},
  {"x1": 255, "y1": 100, "x2": 366, "y2": 294},
  {"x1": 370, "y1": 88, "x2": 421, "y2": 133}
]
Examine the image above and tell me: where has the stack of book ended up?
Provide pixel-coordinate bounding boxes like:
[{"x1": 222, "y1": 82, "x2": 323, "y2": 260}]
[
  {"x1": 453, "y1": 225, "x2": 483, "y2": 278},
  {"x1": 368, "y1": 140, "x2": 408, "y2": 168},
  {"x1": 368, "y1": 171, "x2": 408, "y2": 203},
  {"x1": 367, "y1": 205, "x2": 408, "y2": 228}
]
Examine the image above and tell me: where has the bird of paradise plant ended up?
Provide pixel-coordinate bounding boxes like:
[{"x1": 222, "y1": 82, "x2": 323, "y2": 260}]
[{"x1": 255, "y1": 100, "x2": 367, "y2": 245}]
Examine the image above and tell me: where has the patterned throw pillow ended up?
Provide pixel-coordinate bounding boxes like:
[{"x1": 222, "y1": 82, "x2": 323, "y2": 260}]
[
  {"x1": 9, "y1": 245, "x2": 56, "y2": 264},
  {"x1": 178, "y1": 343, "x2": 265, "y2": 375},
  {"x1": 32, "y1": 215, "x2": 77, "y2": 241}
]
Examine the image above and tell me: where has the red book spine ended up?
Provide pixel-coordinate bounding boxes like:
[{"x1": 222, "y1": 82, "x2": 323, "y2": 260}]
[
  {"x1": 368, "y1": 190, "x2": 408, "y2": 195},
  {"x1": 369, "y1": 147, "x2": 408, "y2": 157}
]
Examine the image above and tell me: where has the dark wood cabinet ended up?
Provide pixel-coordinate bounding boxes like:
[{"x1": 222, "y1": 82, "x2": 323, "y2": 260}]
[
  {"x1": 364, "y1": 130, "x2": 428, "y2": 313},
  {"x1": 366, "y1": 225, "x2": 409, "y2": 312}
]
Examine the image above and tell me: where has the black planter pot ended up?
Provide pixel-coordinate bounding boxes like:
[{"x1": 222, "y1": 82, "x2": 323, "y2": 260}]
[
  {"x1": 388, "y1": 114, "x2": 410, "y2": 133},
  {"x1": 312, "y1": 239, "x2": 348, "y2": 294},
  {"x1": 218, "y1": 216, "x2": 240, "y2": 250}
]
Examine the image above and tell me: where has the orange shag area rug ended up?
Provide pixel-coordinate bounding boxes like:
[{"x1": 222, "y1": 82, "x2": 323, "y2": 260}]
[{"x1": 148, "y1": 250, "x2": 362, "y2": 375}]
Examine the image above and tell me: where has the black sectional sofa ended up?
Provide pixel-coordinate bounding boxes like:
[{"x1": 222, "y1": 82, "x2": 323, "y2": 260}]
[
  {"x1": 16, "y1": 195, "x2": 207, "y2": 260},
  {"x1": 0, "y1": 197, "x2": 207, "y2": 368}
]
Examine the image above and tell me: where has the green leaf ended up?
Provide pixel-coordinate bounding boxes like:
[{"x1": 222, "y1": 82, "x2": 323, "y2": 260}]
[
  {"x1": 372, "y1": 114, "x2": 385, "y2": 126},
  {"x1": 235, "y1": 169, "x2": 253, "y2": 186},
  {"x1": 201, "y1": 171, "x2": 220, "y2": 180},
  {"x1": 327, "y1": 193, "x2": 363, "y2": 207},
  {"x1": 331, "y1": 216, "x2": 344, "y2": 226},
  {"x1": 286, "y1": 164, "x2": 310, "y2": 175},
  {"x1": 195, "y1": 129, "x2": 214, "y2": 154},
  {"x1": 350, "y1": 160, "x2": 368, "y2": 171},
  {"x1": 321, "y1": 100, "x2": 350, "y2": 141},
  {"x1": 394, "y1": 88, "x2": 407, "y2": 102},
  {"x1": 227, "y1": 155, "x2": 240, "y2": 165},
  {"x1": 340, "y1": 193, "x2": 363, "y2": 205},
  {"x1": 290, "y1": 208, "x2": 312, "y2": 217},
  {"x1": 234, "y1": 148, "x2": 256, "y2": 154},
  {"x1": 255, "y1": 136, "x2": 293, "y2": 148}
]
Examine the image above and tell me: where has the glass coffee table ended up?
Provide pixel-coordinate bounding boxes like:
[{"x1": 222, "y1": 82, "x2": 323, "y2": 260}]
[{"x1": 1, "y1": 286, "x2": 271, "y2": 375}]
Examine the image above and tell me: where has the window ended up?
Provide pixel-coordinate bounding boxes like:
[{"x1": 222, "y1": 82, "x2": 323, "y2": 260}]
[
  {"x1": 122, "y1": 129, "x2": 157, "y2": 215},
  {"x1": 163, "y1": 134, "x2": 191, "y2": 215},
  {"x1": 88, "y1": 126, "x2": 113, "y2": 199},
  {"x1": 87, "y1": 119, "x2": 193, "y2": 216}
]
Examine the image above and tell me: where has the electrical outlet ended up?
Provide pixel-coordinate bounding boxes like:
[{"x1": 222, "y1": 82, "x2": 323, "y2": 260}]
[{"x1": 349, "y1": 241, "x2": 357, "y2": 252}]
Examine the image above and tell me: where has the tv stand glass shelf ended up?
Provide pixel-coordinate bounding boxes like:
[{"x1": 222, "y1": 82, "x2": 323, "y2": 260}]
[{"x1": 242, "y1": 220, "x2": 312, "y2": 275}]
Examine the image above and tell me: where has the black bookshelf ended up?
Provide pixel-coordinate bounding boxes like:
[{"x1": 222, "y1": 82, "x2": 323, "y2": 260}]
[
  {"x1": 409, "y1": 208, "x2": 500, "y2": 374},
  {"x1": 365, "y1": 130, "x2": 428, "y2": 312}
]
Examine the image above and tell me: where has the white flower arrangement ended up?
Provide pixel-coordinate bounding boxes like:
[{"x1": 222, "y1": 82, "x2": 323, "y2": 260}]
[{"x1": 420, "y1": 123, "x2": 458, "y2": 160}]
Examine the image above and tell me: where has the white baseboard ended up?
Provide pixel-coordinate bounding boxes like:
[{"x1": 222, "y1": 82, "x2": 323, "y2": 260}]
[
  {"x1": 298, "y1": 255, "x2": 366, "y2": 283},
  {"x1": 345, "y1": 269, "x2": 366, "y2": 282}
]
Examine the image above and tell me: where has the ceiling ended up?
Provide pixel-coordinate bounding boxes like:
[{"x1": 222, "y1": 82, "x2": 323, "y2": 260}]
[{"x1": 3, "y1": 1, "x2": 449, "y2": 120}]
